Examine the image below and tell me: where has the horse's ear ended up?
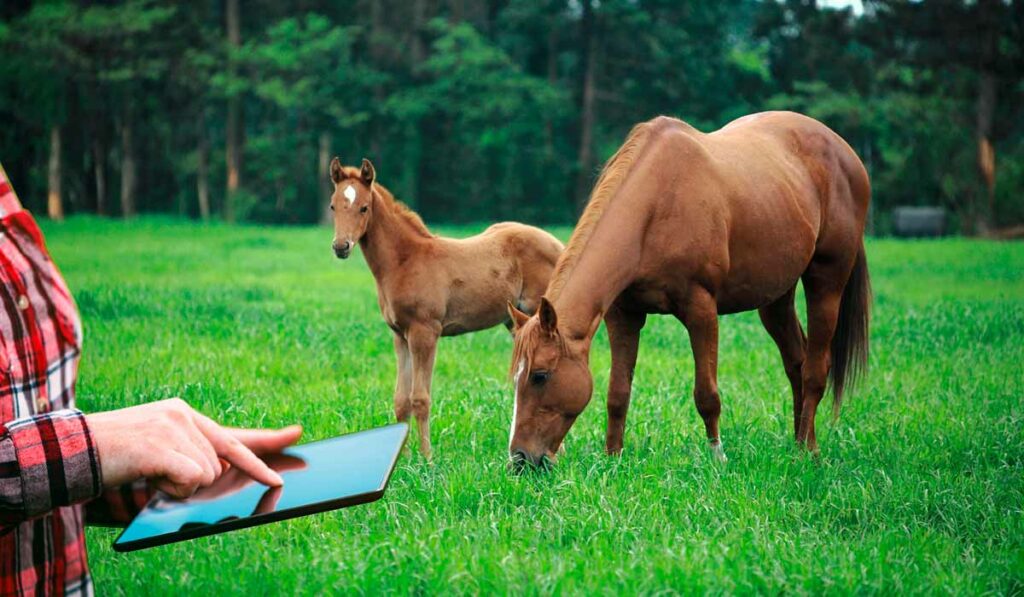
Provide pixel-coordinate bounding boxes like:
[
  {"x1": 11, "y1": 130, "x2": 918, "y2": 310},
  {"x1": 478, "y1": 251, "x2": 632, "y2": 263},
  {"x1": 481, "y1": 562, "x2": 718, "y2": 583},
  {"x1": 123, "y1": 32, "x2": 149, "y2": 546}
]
[
  {"x1": 507, "y1": 301, "x2": 530, "y2": 332},
  {"x1": 330, "y1": 157, "x2": 344, "y2": 184},
  {"x1": 360, "y1": 158, "x2": 376, "y2": 187},
  {"x1": 538, "y1": 297, "x2": 557, "y2": 333}
]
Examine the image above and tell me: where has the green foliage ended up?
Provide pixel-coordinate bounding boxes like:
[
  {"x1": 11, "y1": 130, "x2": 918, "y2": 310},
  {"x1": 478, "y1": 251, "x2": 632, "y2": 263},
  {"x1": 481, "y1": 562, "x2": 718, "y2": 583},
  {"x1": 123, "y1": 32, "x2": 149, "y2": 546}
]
[
  {"x1": 391, "y1": 19, "x2": 571, "y2": 221},
  {"x1": 36, "y1": 218, "x2": 1024, "y2": 593},
  {"x1": 218, "y1": 13, "x2": 378, "y2": 222},
  {"x1": 0, "y1": 0, "x2": 1022, "y2": 228}
]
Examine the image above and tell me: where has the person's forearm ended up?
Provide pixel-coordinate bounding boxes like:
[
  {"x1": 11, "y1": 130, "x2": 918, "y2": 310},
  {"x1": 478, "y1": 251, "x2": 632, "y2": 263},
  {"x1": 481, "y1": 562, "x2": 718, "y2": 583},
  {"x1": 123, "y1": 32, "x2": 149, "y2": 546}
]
[{"x1": 0, "y1": 409, "x2": 103, "y2": 526}]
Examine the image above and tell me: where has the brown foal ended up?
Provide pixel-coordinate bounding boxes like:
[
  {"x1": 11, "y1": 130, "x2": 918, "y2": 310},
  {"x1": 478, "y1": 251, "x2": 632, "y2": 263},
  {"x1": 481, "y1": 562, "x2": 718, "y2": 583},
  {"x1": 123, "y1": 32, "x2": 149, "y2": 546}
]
[
  {"x1": 507, "y1": 112, "x2": 871, "y2": 467},
  {"x1": 329, "y1": 158, "x2": 564, "y2": 458}
]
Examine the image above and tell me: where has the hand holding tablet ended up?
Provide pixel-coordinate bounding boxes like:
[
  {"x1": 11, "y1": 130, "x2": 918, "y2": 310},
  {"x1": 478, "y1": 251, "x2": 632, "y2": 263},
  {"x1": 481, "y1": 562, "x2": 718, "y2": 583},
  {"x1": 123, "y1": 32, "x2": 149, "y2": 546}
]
[
  {"x1": 114, "y1": 422, "x2": 409, "y2": 551},
  {"x1": 87, "y1": 398, "x2": 303, "y2": 497}
]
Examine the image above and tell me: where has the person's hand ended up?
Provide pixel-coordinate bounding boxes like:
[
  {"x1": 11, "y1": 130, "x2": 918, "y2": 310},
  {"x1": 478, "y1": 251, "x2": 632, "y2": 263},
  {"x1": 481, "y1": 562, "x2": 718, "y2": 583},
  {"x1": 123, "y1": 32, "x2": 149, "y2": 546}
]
[{"x1": 86, "y1": 398, "x2": 302, "y2": 499}]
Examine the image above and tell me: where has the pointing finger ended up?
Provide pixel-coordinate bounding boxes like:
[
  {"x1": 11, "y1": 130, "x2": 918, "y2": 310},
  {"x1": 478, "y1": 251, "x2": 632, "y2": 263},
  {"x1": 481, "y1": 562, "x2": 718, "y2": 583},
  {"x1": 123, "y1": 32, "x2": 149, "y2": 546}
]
[
  {"x1": 194, "y1": 414, "x2": 284, "y2": 487},
  {"x1": 228, "y1": 425, "x2": 303, "y2": 455}
]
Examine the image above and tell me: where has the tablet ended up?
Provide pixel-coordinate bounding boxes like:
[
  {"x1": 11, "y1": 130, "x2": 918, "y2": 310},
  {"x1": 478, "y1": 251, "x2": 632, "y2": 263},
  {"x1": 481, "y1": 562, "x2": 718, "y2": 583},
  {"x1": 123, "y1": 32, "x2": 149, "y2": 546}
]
[{"x1": 113, "y1": 422, "x2": 408, "y2": 552}]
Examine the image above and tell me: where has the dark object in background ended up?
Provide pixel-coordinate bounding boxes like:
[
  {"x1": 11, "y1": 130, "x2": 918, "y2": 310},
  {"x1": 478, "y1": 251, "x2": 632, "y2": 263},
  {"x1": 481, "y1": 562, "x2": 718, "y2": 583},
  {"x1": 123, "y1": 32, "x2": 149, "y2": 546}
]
[{"x1": 892, "y1": 207, "x2": 947, "y2": 237}]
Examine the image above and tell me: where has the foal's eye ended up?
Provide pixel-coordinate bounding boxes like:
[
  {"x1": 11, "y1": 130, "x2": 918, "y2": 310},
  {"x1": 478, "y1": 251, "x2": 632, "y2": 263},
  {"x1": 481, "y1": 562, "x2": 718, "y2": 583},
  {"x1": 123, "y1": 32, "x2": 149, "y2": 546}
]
[
  {"x1": 360, "y1": 205, "x2": 369, "y2": 214},
  {"x1": 329, "y1": 204, "x2": 335, "y2": 211},
  {"x1": 529, "y1": 371, "x2": 549, "y2": 386}
]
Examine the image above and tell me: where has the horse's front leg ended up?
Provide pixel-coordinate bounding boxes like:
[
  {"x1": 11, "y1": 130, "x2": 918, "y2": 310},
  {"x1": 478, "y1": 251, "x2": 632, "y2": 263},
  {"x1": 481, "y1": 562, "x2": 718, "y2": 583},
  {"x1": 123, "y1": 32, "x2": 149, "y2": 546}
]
[
  {"x1": 605, "y1": 302, "x2": 646, "y2": 455},
  {"x1": 407, "y1": 322, "x2": 440, "y2": 459},
  {"x1": 678, "y1": 288, "x2": 726, "y2": 462},
  {"x1": 393, "y1": 332, "x2": 413, "y2": 422}
]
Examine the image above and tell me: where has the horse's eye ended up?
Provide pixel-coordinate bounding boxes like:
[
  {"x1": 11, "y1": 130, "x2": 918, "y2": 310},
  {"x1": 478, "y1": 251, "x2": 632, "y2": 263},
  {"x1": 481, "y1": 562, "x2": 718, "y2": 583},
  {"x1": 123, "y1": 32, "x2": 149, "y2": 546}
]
[
  {"x1": 530, "y1": 371, "x2": 549, "y2": 386},
  {"x1": 330, "y1": 204, "x2": 335, "y2": 211},
  {"x1": 360, "y1": 205, "x2": 369, "y2": 214}
]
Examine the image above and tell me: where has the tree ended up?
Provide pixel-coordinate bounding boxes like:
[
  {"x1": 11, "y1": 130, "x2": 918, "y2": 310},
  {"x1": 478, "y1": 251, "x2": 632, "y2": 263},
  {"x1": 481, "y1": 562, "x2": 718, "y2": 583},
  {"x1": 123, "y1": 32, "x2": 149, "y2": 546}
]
[
  {"x1": 232, "y1": 14, "x2": 376, "y2": 222},
  {"x1": 0, "y1": 3, "x2": 76, "y2": 218},
  {"x1": 0, "y1": 0, "x2": 1021, "y2": 231},
  {"x1": 574, "y1": 0, "x2": 597, "y2": 211},
  {"x1": 391, "y1": 19, "x2": 569, "y2": 222},
  {"x1": 224, "y1": 0, "x2": 242, "y2": 223}
]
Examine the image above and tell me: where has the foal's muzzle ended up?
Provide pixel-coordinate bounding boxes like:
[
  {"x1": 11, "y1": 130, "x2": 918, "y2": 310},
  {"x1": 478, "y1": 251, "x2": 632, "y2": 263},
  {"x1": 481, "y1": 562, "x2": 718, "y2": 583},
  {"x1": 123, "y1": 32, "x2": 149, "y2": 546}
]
[{"x1": 333, "y1": 240, "x2": 352, "y2": 259}]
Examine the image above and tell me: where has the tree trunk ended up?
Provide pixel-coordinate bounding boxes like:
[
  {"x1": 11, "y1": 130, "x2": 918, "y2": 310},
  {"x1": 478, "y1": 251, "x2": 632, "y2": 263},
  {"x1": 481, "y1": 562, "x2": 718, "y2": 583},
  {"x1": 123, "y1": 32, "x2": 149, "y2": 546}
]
[
  {"x1": 975, "y1": 70, "x2": 997, "y2": 233},
  {"x1": 92, "y1": 138, "x2": 106, "y2": 215},
  {"x1": 224, "y1": 0, "x2": 241, "y2": 223},
  {"x1": 120, "y1": 117, "x2": 136, "y2": 217},
  {"x1": 411, "y1": 0, "x2": 426, "y2": 66},
  {"x1": 406, "y1": 0, "x2": 427, "y2": 211},
  {"x1": 574, "y1": 0, "x2": 597, "y2": 212},
  {"x1": 544, "y1": 18, "x2": 558, "y2": 159},
  {"x1": 318, "y1": 131, "x2": 332, "y2": 225},
  {"x1": 448, "y1": 0, "x2": 464, "y2": 23},
  {"x1": 197, "y1": 129, "x2": 211, "y2": 222},
  {"x1": 47, "y1": 126, "x2": 64, "y2": 220},
  {"x1": 974, "y1": 0, "x2": 999, "y2": 234},
  {"x1": 370, "y1": 0, "x2": 384, "y2": 158}
]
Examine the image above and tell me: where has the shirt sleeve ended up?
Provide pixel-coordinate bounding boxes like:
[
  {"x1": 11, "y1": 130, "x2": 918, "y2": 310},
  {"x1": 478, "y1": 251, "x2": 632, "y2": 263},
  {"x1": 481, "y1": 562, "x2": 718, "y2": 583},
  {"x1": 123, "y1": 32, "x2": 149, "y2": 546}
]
[
  {"x1": 84, "y1": 480, "x2": 155, "y2": 527},
  {"x1": 0, "y1": 409, "x2": 103, "y2": 525}
]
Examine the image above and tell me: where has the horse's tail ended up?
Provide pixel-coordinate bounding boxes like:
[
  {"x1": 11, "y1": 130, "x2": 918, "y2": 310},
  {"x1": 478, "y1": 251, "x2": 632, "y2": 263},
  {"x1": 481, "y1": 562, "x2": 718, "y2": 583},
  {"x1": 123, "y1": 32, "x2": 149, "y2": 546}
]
[{"x1": 829, "y1": 243, "x2": 871, "y2": 418}]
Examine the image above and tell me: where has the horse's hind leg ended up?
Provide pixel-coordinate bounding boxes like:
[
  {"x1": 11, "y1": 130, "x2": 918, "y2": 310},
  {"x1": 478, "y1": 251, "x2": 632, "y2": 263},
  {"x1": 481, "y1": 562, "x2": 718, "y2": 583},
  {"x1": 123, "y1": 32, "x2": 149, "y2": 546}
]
[
  {"x1": 678, "y1": 288, "x2": 726, "y2": 462},
  {"x1": 757, "y1": 287, "x2": 807, "y2": 439},
  {"x1": 798, "y1": 261, "x2": 847, "y2": 452},
  {"x1": 393, "y1": 332, "x2": 413, "y2": 422},
  {"x1": 407, "y1": 322, "x2": 440, "y2": 459}
]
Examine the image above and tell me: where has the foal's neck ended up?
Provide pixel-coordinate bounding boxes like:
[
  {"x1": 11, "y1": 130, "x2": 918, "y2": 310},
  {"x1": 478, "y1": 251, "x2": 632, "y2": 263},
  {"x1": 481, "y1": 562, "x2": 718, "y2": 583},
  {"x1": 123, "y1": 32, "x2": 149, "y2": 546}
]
[{"x1": 360, "y1": 191, "x2": 433, "y2": 282}]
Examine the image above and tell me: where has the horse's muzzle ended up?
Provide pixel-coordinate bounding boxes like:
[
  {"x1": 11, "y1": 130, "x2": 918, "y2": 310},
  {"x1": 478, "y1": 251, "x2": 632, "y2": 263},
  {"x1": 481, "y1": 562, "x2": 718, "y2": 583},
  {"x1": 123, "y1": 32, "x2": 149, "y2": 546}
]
[
  {"x1": 508, "y1": 448, "x2": 553, "y2": 474},
  {"x1": 333, "y1": 241, "x2": 351, "y2": 259}
]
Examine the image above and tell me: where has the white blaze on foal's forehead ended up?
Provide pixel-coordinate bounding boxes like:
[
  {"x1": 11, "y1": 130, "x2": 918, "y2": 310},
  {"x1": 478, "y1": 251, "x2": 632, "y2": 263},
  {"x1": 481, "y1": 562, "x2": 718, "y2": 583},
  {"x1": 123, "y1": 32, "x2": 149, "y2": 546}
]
[{"x1": 343, "y1": 184, "x2": 357, "y2": 204}]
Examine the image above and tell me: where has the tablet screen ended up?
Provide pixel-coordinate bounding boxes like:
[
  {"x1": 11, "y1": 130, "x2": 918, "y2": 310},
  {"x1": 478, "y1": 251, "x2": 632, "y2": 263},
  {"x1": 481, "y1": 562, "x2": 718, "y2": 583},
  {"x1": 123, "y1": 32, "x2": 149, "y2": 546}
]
[{"x1": 113, "y1": 422, "x2": 408, "y2": 551}]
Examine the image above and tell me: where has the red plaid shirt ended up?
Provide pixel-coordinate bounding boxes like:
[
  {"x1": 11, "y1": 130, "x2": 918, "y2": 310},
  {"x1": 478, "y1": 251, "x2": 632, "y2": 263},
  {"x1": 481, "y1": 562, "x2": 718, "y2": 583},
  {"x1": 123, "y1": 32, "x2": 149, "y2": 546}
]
[{"x1": 0, "y1": 166, "x2": 149, "y2": 596}]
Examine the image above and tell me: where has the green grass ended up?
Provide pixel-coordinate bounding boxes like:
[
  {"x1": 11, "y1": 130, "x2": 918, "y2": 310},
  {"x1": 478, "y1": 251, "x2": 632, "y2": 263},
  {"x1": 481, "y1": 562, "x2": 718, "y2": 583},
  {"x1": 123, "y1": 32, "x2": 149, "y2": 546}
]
[{"x1": 40, "y1": 217, "x2": 1023, "y2": 595}]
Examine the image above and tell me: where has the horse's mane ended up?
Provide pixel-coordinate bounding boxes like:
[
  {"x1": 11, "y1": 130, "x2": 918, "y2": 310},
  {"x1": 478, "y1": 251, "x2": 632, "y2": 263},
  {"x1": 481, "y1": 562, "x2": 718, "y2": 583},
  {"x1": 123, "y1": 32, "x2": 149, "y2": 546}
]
[
  {"x1": 545, "y1": 120, "x2": 656, "y2": 300},
  {"x1": 339, "y1": 166, "x2": 433, "y2": 239}
]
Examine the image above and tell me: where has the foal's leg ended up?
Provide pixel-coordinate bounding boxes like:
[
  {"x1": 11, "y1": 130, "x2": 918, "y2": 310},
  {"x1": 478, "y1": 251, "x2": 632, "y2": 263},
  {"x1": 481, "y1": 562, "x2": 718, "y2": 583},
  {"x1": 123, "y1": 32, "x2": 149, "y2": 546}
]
[
  {"x1": 605, "y1": 301, "x2": 646, "y2": 455},
  {"x1": 393, "y1": 332, "x2": 413, "y2": 422},
  {"x1": 678, "y1": 288, "x2": 726, "y2": 462},
  {"x1": 757, "y1": 287, "x2": 807, "y2": 439},
  {"x1": 407, "y1": 322, "x2": 440, "y2": 459},
  {"x1": 798, "y1": 262, "x2": 847, "y2": 452}
]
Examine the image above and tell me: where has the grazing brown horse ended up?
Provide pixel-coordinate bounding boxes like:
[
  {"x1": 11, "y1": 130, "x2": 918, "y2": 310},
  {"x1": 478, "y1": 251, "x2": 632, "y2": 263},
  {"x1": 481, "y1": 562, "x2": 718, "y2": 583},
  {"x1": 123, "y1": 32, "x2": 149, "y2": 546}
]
[
  {"x1": 507, "y1": 112, "x2": 871, "y2": 468},
  {"x1": 329, "y1": 158, "x2": 564, "y2": 458}
]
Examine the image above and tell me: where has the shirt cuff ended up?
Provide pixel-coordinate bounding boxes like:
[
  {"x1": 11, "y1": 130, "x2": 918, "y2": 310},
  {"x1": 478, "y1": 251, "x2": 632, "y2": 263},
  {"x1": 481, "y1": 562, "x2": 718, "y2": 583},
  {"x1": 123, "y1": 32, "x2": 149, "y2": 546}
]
[
  {"x1": 1, "y1": 409, "x2": 103, "y2": 520},
  {"x1": 85, "y1": 480, "x2": 154, "y2": 527}
]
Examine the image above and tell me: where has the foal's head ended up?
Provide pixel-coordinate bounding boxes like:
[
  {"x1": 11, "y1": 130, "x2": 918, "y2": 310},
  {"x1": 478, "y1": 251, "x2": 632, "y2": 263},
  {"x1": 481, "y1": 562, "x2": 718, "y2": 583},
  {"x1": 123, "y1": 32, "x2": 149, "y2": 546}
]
[
  {"x1": 328, "y1": 157, "x2": 376, "y2": 259},
  {"x1": 507, "y1": 298, "x2": 593, "y2": 471}
]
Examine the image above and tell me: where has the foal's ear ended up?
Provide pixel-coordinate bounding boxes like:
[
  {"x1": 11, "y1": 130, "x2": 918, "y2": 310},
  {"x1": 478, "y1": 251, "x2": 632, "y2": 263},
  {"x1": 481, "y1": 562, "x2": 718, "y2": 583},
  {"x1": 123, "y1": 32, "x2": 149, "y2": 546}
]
[
  {"x1": 360, "y1": 158, "x2": 376, "y2": 187},
  {"x1": 538, "y1": 297, "x2": 558, "y2": 333},
  {"x1": 330, "y1": 157, "x2": 344, "y2": 184},
  {"x1": 507, "y1": 301, "x2": 530, "y2": 332}
]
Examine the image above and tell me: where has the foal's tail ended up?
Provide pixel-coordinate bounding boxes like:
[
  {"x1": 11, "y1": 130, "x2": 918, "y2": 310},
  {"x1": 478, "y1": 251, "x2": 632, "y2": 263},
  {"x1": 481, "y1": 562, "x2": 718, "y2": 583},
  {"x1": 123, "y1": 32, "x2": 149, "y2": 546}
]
[{"x1": 830, "y1": 243, "x2": 871, "y2": 418}]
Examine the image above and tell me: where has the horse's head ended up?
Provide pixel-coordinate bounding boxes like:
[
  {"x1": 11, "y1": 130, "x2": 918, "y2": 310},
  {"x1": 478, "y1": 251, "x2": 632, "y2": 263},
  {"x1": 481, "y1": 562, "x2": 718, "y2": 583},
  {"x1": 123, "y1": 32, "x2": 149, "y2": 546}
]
[
  {"x1": 328, "y1": 157, "x2": 376, "y2": 259},
  {"x1": 507, "y1": 298, "x2": 592, "y2": 471}
]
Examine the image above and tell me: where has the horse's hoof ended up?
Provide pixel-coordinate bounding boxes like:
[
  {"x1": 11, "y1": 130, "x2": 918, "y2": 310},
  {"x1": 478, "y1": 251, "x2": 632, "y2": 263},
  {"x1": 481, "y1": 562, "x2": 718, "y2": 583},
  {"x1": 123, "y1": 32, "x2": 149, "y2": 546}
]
[{"x1": 710, "y1": 441, "x2": 728, "y2": 463}]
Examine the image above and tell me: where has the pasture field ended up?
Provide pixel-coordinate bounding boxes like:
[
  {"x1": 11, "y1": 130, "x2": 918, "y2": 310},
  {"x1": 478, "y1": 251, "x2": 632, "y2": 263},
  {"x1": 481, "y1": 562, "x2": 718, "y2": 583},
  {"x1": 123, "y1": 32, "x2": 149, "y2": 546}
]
[{"x1": 41, "y1": 217, "x2": 1023, "y2": 595}]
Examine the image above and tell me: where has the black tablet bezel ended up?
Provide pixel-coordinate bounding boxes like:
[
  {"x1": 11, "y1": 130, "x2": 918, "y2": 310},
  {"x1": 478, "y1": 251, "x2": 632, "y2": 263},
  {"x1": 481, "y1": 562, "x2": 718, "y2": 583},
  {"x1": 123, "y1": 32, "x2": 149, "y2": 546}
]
[{"x1": 112, "y1": 422, "x2": 408, "y2": 552}]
